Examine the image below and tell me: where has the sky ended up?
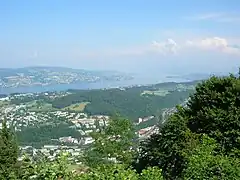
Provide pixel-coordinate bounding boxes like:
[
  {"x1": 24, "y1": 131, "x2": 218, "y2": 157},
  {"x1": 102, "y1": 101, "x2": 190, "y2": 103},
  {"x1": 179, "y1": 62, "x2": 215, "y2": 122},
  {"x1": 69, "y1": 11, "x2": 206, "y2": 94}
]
[{"x1": 1, "y1": 0, "x2": 240, "y2": 76}]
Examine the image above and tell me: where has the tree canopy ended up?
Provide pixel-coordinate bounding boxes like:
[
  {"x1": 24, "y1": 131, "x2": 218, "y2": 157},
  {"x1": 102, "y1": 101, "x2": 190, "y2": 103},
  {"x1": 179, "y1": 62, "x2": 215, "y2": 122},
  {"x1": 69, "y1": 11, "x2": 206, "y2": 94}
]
[
  {"x1": 50, "y1": 85, "x2": 194, "y2": 120},
  {"x1": 183, "y1": 135, "x2": 240, "y2": 180},
  {"x1": 0, "y1": 119, "x2": 18, "y2": 179},
  {"x1": 137, "y1": 72, "x2": 240, "y2": 179},
  {"x1": 84, "y1": 115, "x2": 136, "y2": 168}
]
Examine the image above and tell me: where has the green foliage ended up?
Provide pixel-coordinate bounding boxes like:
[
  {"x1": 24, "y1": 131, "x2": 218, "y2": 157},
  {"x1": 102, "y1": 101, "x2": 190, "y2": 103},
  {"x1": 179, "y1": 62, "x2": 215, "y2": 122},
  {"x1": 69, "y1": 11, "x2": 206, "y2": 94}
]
[
  {"x1": 137, "y1": 73, "x2": 240, "y2": 179},
  {"x1": 17, "y1": 122, "x2": 81, "y2": 147},
  {"x1": 51, "y1": 84, "x2": 194, "y2": 120},
  {"x1": 10, "y1": 153, "x2": 163, "y2": 180},
  {"x1": 140, "y1": 167, "x2": 164, "y2": 180},
  {"x1": 5, "y1": 73, "x2": 240, "y2": 179},
  {"x1": 12, "y1": 153, "x2": 75, "y2": 180},
  {"x1": 185, "y1": 75, "x2": 240, "y2": 155},
  {"x1": 0, "y1": 119, "x2": 18, "y2": 179},
  {"x1": 10, "y1": 94, "x2": 51, "y2": 105},
  {"x1": 184, "y1": 135, "x2": 240, "y2": 180},
  {"x1": 84, "y1": 115, "x2": 136, "y2": 167},
  {"x1": 137, "y1": 111, "x2": 195, "y2": 179},
  {"x1": 79, "y1": 164, "x2": 139, "y2": 180},
  {"x1": 79, "y1": 164, "x2": 163, "y2": 180}
]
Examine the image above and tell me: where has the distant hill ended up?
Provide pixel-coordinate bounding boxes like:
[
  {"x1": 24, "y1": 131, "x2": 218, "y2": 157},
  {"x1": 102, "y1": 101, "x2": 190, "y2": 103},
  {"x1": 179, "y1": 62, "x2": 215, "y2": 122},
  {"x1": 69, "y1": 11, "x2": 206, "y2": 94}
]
[
  {"x1": 0, "y1": 66, "x2": 131, "y2": 77},
  {"x1": 166, "y1": 71, "x2": 239, "y2": 81},
  {"x1": 0, "y1": 66, "x2": 134, "y2": 88}
]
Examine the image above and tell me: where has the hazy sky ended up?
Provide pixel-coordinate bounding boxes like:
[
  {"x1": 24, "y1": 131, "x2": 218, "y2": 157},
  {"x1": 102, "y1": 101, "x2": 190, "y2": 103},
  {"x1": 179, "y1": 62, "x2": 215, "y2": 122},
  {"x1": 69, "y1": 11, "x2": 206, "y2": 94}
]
[{"x1": 1, "y1": 0, "x2": 240, "y2": 75}]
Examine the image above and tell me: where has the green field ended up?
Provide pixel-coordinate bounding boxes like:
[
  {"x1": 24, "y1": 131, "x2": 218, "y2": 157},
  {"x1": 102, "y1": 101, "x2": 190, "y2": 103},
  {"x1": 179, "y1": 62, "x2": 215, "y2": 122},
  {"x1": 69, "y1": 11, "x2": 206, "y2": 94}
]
[
  {"x1": 176, "y1": 84, "x2": 196, "y2": 91},
  {"x1": 27, "y1": 100, "x2": 56, "y2": 112},
  {"x1": 0, "y1": 100, "x2": 9, "y2": 107},
  {"x1": 63, "y1": 102, "x2": 90, "y2": 111},
  {"x1": 141, "y1": 89, "x2": 170, "y2": 97}
]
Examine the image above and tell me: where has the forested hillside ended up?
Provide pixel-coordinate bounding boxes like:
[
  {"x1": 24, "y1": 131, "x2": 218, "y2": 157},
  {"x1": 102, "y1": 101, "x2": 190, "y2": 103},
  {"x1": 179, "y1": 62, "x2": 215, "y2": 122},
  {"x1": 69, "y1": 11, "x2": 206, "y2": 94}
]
[
  {"x1": 51, "y1": 81, "x2": 196, "y2": 120},
  {"x1": 10, "y1": 81, "x2": 196, "y2": 121},
  {"x1": 8, "y1": 81, "x2": 196, "y2": 148}
]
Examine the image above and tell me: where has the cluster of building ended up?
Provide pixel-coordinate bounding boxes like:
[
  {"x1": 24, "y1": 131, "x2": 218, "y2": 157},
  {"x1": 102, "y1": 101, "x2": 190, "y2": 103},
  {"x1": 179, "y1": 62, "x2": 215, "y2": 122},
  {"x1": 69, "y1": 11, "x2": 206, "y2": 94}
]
[
  {"x1": 0, "y1": 70, "x2": 101, "y2": 88},
  {"x1": 19, "y1": 145, "x2": 83, "y2": 163},
  {"x1": 0, "y1": 91, "x2": 170, "y2": 163},
  {"x1": 0, "y1": 67, "x2": 133, "y2": 88},
  {"x1": 138, "y1": 125, "x2": 159, "y2": 139}
]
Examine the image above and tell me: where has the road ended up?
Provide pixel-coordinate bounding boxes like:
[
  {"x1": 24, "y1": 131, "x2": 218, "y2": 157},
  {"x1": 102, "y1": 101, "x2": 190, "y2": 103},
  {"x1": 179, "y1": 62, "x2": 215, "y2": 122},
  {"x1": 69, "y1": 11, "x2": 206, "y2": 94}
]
[
  {"x1": 161, "y1": 100, "x2": 188, "y2": 124},
  {"x1": 138, "y1": 99, "x2": 189, "y2": 141}
]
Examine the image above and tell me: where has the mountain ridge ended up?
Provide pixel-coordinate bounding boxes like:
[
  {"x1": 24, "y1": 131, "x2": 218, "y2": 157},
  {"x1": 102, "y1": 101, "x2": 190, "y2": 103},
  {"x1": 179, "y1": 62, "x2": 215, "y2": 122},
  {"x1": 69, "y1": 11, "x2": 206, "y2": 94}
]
[{"x1": 0, "y1": 66, "x2": 134, "y2": 89}]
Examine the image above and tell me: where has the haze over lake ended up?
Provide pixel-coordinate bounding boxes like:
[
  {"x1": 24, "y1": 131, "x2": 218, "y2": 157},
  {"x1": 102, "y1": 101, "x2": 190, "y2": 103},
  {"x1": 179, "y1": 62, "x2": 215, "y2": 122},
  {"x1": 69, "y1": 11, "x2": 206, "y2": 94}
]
[{"x1": 0, "y1": 75, "x2": 190, "y2": 94}]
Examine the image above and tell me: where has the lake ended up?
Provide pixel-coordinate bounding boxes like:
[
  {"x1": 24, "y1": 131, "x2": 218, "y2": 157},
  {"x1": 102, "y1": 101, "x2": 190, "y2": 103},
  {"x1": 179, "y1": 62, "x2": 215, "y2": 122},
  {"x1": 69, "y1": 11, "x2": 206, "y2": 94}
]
[{"x1": 0, "y1": 76, "x2": 190, "y2": 94}]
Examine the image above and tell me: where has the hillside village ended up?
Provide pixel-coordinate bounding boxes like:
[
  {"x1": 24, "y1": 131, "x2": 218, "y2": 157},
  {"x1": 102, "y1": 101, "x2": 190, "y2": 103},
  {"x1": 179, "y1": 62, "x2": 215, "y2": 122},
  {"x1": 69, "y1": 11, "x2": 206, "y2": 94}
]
[{"x1": 0, "y1": 92, "x2": 163, "y2": 163}]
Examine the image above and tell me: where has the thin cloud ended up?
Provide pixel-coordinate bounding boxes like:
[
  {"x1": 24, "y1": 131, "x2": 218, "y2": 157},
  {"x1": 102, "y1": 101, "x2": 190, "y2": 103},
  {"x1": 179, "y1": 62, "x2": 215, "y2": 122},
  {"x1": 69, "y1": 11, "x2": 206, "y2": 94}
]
[
  {"x1": 72, "y1": 37, "x2": 240, "y2": 60},
  {"x1": 75, "y1": 39, "x2": 180, "y2": 58},
  {"x1": 185, "y1": 37, "x2": 240, "y2": 55},
  {"x1": 152, "y1": 39, "x2": 179, "y2": 55},
  {"x1": 186, "y1": 13, "x2": 223, "y2": 20},
  {"x1": 185, "y1": 12, "x2": 240, "y2": 23}
]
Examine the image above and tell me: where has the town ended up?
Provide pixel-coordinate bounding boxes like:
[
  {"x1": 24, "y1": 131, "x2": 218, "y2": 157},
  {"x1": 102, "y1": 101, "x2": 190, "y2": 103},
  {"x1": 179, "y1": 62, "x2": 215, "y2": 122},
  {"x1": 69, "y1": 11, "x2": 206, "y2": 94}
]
[
  {"x1": 0, "y1": 67, "x2": 133, "y2": 88},
  {"x1": 0, "y1": 91, "x2": 163, "y2": 164}
]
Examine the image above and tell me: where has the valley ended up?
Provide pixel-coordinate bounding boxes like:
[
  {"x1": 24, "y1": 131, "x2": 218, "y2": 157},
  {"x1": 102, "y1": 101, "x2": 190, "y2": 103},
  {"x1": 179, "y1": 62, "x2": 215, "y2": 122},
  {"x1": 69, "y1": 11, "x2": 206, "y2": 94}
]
[{"x1": 0, "y1": 80, "x2": 197, "y2": 163}]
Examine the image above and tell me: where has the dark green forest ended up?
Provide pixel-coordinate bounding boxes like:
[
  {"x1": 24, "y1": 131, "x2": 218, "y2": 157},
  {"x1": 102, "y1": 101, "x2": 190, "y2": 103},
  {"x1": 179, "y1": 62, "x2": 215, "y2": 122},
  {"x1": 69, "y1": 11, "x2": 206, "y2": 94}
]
[
  {"x1": 16, "y1": 123, "x2": 81, "y2": 148},
  {"x1": 51, "y1": 82, "x2": 196, "y2": 120},
  {"x1": 10, "y1": 81, "x2": 197, "y2": 121},
  {"x1": 14, "y1": 81, "x2": 196, "y2": 147}
]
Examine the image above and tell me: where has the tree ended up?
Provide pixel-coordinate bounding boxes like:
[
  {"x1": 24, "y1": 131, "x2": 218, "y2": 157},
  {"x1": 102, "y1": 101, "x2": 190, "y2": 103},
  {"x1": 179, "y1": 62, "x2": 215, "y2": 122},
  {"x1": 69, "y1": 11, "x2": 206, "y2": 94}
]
[
  {"x1": 16, "y1": 153, "x2": 163, "y2": 180},
  {"x1": 80, "y1": 164, "x2": 139, "y2": 180},
  {"x1": 79, "y1": 164, "x2": 163, "y2": 180},
  {"x1": 14, "y1": 153, "x2": 75, "y2": 179},
  {"x1": 84, "y1": 115, "x2": 136, "y2": 168},
  {"x1": 184, "y1": 134, "x2": 240, "y2": 180},
  {"x1": 185, "y1": 75, "x2": 240, "y2": 156},
  {"x1": 0, "y1": 118, "x2": 18, "y2": 178},
  {"x1": 137, "y1": 73, "x2": 240, "y2": 179},
  {"x1": 136, "y1": 108, "x2": 198, "y2": 179},
  {"x1": 140, "y1": 167, "x2": 164, "y2": 180}
]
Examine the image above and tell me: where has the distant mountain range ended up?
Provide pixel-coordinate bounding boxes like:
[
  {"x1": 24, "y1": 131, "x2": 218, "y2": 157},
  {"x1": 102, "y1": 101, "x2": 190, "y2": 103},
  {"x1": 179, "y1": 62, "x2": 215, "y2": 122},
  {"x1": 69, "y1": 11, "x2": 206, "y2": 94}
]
[
  {"x1": 166, "y1": 71, "x2": 239, "y2": 81},
  {"x1": 0, "y1": 66, "x2": 237, "y2": 90},
  {"x1": 0, "y1": 66, "x2": 134, "y2": 88}
]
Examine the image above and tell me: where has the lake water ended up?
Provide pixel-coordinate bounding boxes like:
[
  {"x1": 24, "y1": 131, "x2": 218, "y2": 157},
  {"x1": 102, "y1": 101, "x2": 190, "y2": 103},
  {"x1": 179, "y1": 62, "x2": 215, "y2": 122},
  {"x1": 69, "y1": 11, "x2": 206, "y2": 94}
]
[{"x1": 0, "y1": 76, "x2": 190, "y2": 94}]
